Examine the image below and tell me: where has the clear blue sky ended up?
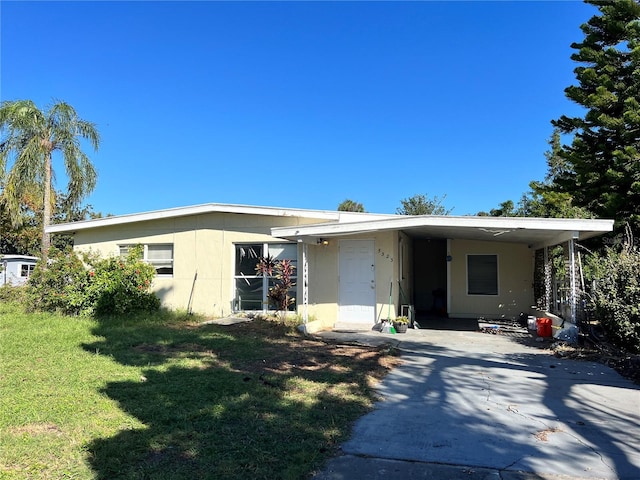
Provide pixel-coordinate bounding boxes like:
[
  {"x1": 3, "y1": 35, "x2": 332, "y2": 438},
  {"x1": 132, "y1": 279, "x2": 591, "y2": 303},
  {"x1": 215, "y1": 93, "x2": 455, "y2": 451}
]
[{"x1": 1, "y1": 1, "x2": 595, "y2": 216}]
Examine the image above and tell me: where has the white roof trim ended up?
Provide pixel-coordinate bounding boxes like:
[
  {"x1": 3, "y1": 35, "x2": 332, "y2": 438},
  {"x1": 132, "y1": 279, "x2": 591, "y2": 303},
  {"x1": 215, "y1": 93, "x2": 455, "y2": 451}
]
[
  {"x1": 44, "y1": 200, "x2": 614, "y2": 248},
  {"x1": 1, "y1": 254, "x2": 39, "y2": 261},
  {"x1": 271, "y1": 215, "x2": 614, "y2": 247},
  {"x1": 45, "y1": 202, "x2": 395, "y2": 234}
]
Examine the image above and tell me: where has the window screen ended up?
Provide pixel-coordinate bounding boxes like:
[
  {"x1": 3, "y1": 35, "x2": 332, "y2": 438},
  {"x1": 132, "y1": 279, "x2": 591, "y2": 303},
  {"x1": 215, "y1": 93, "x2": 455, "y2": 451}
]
[
  {"x1": 118, "y1": 244, "x2": 174, "y2": 276},
  {"x1": 147, "y1": 245, "x2": 174, "y2": 275},
  {"x1": 467, "y1": 254, "x2": 498, "y2": 295}
]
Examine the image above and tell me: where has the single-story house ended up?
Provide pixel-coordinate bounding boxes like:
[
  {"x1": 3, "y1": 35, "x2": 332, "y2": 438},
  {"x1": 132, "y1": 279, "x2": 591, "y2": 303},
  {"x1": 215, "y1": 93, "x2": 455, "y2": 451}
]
[
  {"x1": 1, "y1": 254, "x2": 39, "y2": 286},
  {"x1": 46, "y1": 203, "x2": 614, "y2": 332}
]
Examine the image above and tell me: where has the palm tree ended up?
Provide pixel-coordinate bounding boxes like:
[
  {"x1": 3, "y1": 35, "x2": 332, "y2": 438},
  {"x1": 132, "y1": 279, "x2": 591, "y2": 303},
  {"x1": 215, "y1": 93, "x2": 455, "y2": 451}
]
[{"x1": 0, "y1": 99, "x2": 100, "y2": 257}]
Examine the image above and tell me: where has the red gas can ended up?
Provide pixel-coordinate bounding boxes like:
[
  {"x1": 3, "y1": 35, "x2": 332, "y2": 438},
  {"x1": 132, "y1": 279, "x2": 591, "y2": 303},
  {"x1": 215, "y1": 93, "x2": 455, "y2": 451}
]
[{"x1": 537, "y1": 318, "x2": 553, "y2": 337}]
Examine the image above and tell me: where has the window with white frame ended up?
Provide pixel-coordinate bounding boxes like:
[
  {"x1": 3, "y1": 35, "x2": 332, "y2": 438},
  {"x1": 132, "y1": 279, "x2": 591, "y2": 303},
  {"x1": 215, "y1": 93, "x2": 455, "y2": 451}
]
[
  {"x1": 20, "y1": 264, "x2": 35, "y2": 278},
  {"x1": 234, "y1": 243, "x2": 297, "y2": 311},
  {"x1": 119, "y1": 244, "x2": 174, "y2": 276},
  {"x1": 467, "y1": 254, "x2": 498, "y2": 295}
]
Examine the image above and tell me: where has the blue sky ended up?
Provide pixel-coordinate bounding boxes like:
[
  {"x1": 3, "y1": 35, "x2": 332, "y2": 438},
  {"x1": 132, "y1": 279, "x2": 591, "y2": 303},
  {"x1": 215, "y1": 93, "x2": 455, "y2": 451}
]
[{"x1": 1, "y1": 1, "x2": 595, "y2": 217}]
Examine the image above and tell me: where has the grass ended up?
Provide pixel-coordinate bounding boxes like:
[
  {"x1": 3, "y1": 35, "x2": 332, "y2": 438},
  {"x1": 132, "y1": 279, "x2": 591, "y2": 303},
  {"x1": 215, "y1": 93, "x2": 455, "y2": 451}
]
[{"x1": 0, "y1": 303, "x2": 400, "y2": 479}]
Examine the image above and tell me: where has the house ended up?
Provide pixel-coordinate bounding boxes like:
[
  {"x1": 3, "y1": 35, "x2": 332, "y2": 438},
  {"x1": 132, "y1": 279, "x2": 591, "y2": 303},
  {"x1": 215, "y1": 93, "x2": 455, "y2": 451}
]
[
  {"x1": 1, "y1": 254, "x2": 39, "y2": 286},
  {"x1": 46, "y1": 203, "x2": 614, "y2": 332}
]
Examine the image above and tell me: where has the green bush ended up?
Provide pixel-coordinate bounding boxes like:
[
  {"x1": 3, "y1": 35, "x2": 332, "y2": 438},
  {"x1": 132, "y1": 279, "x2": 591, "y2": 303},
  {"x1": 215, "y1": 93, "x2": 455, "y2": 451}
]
[
  {"x1": 83, "y1": 245, "x2": 160, "y2": 315},
  {"x1": 27, "y1": 246, "x2": 90, "y2": 315},
  {"x1": 587, "y1": 239, "x2": 640, "y2": 353},
  {"x1": 27, "y1": 245, "x2": 160, "y2": 316},
  {"x1": 0, "y1": 284, "x2": 28, "y2": 304}
]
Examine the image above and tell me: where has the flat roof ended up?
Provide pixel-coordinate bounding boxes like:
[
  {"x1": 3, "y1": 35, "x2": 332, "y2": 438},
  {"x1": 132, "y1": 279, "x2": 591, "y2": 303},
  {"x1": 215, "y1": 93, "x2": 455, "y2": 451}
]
[
  {"x1": 272, "y1": 215, "x2": 614, "y2": 249},
  {"x1": 46, "y1": 202, "x2": 395, "y2": 234},
  {"x1": 45, "y1": 202, "x2": 614, "y2": 249}
]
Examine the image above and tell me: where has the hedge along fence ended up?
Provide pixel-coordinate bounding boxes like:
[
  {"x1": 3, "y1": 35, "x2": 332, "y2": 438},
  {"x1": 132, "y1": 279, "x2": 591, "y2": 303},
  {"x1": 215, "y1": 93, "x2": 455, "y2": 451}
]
[{"x1": 27, "y1": 245, "x2": 160, "y2": 316}]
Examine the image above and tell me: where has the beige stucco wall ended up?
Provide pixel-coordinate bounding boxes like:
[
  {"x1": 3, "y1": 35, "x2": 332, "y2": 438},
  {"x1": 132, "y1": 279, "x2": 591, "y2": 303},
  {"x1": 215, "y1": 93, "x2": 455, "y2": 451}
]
[
  {"x1": 71, "y1": 212, "x2": 405, "y2": 327},
  {"x1": 448, "y1": 239, "x2": 534, "y2": 320},
  {"x1": 304, "y1": 231, "x2": 403, "y2": 327},
  {"x1": 72, "y1": 212, "x2": 324, "y2": 318},
  {"x1": 70, "y1": 213, "x2": 536, "y2": 326},
  {"x1": 305, "y1": 240, "x2": 337, "y2": 326}
]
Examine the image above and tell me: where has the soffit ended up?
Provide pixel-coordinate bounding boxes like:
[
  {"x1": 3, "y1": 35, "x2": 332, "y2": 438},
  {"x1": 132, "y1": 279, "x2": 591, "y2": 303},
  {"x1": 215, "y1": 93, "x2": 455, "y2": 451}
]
[{"x1": 272, "y1": 215, "x2": 614, "y2": 248}]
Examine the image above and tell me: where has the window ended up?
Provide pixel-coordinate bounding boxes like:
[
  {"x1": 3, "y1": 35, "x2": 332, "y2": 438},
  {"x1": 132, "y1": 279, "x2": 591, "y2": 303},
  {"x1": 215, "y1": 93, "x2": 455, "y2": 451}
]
[
  {"x1": 119, "y1": 244, "x2": 174, "y2": 276},
  {"x1": 20, "y1": 264, "x2": 35, "y2": 278},
  {"x1": 467, "y1": 254, "x2": 498, "y2": 295},
  {"x1": 147, "y1": 245, "x2": 174, "y2": 275},
  {"x1": 234, "y1": 243, "x2": 297, "y2": 311}
]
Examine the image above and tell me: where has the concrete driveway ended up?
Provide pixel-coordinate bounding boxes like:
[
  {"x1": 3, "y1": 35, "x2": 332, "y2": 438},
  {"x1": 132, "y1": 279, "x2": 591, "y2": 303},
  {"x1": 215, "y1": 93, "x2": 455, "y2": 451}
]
[{"x1": 312, "y1": 326, "x2": 640, "y2": 480}]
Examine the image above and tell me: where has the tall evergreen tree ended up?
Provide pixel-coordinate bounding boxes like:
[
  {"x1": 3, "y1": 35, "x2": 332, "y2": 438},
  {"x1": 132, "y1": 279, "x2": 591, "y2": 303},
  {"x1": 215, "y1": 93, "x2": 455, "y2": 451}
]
[
  {"x1": 337, "y1": 199, "x2": 366, "y2": 212},
  {"x1": 396, "y1": 193, "x2": 453, "y2": 215},
  {"x1": 552, "y1": 0, "x2": 640, "y2": 234},
  {"x1": 527, "y1": 129, "x2": 594, "y2": 218},
  {"x1": 0, "y1": 100, "x2": 100, "y2": 257}
]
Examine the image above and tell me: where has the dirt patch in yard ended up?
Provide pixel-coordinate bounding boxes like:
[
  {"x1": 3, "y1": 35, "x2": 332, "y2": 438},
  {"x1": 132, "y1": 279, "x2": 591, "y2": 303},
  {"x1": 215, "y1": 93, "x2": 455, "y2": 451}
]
[
  {"x1": 214, "y1": 318, "x2": 403, "y2": 388},
  {"x1": 9, "y1": 423, "x2": 64, "y2": 436}
]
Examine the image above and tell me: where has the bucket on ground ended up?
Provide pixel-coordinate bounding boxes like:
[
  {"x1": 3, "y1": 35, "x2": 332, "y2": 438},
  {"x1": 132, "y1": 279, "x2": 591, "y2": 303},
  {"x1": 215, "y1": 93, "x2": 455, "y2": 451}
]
[{"x1": 536, "y1": 317, "x2": 553, "y2": 337}]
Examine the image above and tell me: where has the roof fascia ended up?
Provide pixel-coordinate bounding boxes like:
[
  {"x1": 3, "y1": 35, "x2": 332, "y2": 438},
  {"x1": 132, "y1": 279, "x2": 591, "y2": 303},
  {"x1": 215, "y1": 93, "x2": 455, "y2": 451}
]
[
  {"x1": 0, "y1": 255, "x2": 39, "y2": 261},
  {"x1": 45, "y1": 203, "x2": 353, "y2": 234},
  {"x1": 271, "y1": 216, "x2": 614, "y2": 240}
]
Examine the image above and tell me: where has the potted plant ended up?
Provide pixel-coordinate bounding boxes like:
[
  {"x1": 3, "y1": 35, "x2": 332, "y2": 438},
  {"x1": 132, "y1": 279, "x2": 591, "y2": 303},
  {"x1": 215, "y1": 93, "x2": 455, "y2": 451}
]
[{"x1": 393, "y1": 316, "x2": 410, "y2": 333}]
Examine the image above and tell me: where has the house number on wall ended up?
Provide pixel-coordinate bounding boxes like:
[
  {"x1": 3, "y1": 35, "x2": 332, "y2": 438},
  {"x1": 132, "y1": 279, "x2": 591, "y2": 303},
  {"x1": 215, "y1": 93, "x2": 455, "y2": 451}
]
[{"x1": 377, "y1": 249, "x2": 393, "y2": 262}]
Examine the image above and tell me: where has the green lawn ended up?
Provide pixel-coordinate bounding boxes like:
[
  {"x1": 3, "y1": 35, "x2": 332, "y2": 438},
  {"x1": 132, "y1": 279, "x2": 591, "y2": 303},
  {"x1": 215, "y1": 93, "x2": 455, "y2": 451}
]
[{"x1": 0, "y1": 303, "x2": 398, "y2": 479}]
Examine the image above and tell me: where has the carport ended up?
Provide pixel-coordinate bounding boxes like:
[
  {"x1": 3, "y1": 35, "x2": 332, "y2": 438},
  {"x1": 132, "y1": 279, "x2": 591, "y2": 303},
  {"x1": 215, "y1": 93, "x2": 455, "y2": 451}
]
[{"x1": 272, "y1": 215, "x2": 614, "y2": 329}]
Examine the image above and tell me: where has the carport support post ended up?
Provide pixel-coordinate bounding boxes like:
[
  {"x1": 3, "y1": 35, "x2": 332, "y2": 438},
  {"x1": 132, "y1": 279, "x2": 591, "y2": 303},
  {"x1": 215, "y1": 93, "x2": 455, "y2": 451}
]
[
  {"x1": 543, "y1": 246, "x2": 552, "y2": 312},
  {"x1": 301, "y1": 241, "x2": 309, "y2": 324},
  {"x1": 568, "y1": 237, "x2": 577, "y2": 324}
]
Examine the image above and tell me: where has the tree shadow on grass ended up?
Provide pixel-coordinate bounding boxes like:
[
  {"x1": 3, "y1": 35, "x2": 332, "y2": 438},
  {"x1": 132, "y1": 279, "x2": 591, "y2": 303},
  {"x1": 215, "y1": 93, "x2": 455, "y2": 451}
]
[{"x1": 82, "y1": 318, "x2": 397, "y2": 479}]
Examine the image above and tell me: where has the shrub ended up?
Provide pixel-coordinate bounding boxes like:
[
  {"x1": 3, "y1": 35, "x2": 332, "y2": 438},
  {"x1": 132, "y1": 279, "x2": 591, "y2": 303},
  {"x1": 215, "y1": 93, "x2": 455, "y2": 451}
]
[
  {"x1": 27, "y1": 246, "x2": 90, "y2": 315},
  {"x1": 27, "y1": 245, "x2": 160, "y2": 316},
  {"x1": 586, "y1": 234, "x2": 640, "y2": 353},
  {"x1": 82, "y1": 245, "x2": 160, "y2": 315},
  {"x1": 255, "y1": 255, "x2": 296, "y2": 320},
  {"x1": 0, "y1": 284, "x2": 28, "y2": 304}
]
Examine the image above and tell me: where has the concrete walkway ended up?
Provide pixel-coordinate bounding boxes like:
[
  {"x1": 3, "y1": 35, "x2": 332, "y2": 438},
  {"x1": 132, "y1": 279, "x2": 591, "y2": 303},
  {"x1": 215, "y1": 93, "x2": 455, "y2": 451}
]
[{"x1": 312, "y1": 327, "x2": 640, "y2": 480}]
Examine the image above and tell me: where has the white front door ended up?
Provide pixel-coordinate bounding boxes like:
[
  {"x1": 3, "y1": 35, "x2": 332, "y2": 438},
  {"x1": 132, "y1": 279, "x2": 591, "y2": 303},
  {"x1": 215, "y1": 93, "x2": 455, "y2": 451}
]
[{"x1": 338, "y1": 239, "x2": 376, "y2": 324}]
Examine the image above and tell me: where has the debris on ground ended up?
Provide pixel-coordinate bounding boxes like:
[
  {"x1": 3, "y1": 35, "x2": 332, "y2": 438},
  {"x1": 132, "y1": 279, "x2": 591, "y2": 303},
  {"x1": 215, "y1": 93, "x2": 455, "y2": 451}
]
[
  {"x1": 478, "y1": 319, "x2": 529, "y2": 336},
  {"x1": 553, "y1": 341, "x2": 640, "y2": 384},
  {"x1": 476, "y1": 317, "x2": 640, "y2": 385}
]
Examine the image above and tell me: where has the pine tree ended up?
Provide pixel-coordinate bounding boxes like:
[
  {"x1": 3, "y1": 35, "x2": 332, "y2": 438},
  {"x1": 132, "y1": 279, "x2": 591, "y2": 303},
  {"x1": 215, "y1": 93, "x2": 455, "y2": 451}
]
[
  {"x1": 552, "y1": 0, "x2": 640, "y2": 234},
  {"x1": 396, "y1": 193, "x2": 453, "y2": 216},
  {"x1": 527, "y1": 129, "x2": 594, "y2": 218},
  {"x1": 337, "y1": 199, "x2": 366, "y2": 212}
]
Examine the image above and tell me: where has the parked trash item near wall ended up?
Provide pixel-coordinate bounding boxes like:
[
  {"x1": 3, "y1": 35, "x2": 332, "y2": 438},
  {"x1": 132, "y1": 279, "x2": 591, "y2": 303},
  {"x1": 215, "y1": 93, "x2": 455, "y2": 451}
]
[
  {"x1": 537, "y1": 318, "x2": 553, "y2": 337},
  {"x1": 554, "y1": 324, "x2": 579, "y2": 344}
]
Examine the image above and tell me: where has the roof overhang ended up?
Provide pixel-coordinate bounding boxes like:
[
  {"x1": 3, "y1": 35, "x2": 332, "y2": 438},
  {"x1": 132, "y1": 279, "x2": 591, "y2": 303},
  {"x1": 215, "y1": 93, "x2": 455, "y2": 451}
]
[
  {"x1": 1, "y1": 254, "x2": 39, "y2": 261},
  {"x1": 44, "y1": 201, "x2": 614, "y2": 250},
  {"x1": 46, "y1": 202, "x2": 395, "y2": 234},
  {"x1": 271, "y1": 215, "x2": 615, "y2": 249}
]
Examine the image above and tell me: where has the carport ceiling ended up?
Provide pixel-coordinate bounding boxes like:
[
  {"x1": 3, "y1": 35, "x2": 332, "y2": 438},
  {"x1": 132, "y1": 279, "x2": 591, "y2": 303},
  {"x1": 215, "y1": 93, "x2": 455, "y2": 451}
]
[{"x1": 271, "y1": 215, "x2": 614, "y2": 249}]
